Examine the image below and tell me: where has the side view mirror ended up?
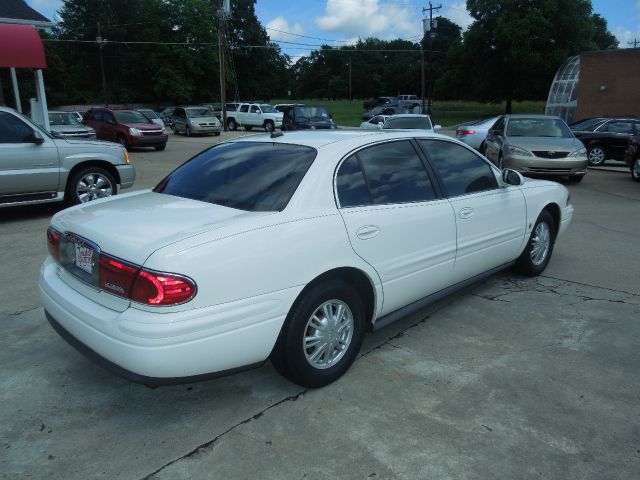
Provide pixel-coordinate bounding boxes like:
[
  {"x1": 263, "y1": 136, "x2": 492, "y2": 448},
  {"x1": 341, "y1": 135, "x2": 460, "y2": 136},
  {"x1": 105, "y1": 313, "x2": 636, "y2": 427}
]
[
  {"x1": 434, "y1": 124, "x2": 442, "y2": 131},
  {"x1": 29, "y1": 130, "x2": 45, "y2": 144},
  {"x1": 106, "y1": 119, "x2": 115, "y2": 125},
  {"x1": 501, "y1": 168, "x2": 524, "y2": 186}
]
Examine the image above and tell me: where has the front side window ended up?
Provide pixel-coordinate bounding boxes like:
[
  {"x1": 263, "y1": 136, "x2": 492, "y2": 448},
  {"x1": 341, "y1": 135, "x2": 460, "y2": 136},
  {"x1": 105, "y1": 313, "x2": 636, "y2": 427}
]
[
  {"x1": 418, "y1": 140, "x2": 498, "y2": 197},
  {"x1": 154, "y1": 142, "x2": 317, "y2": 212},
  {"x1": 356, "y1": 141, "x2": 435, "y2": 204},
  {"x1": 0, "y1": 112, "x2": 35, "y2": 143}
]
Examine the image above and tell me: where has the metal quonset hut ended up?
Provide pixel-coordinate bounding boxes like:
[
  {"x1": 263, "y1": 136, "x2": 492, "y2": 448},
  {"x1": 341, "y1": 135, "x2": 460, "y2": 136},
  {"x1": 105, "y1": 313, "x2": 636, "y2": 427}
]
[
  {"x1": 0, "y1": 0, "x2": 53, "y2": 130},
  {"x1": 546, "y1": 49, "x2": 640, "y2": 124}
]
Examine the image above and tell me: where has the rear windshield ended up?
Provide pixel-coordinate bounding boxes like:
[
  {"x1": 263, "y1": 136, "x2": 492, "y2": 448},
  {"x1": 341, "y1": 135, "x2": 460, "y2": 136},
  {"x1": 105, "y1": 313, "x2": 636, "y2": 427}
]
[
  {"x1": 115, "y1": 111, "x2": 149, "y2": 124},
  {"x1": 154, "y1": 142, "x2": 317, "y2": 212},
  {"x1": 383, "y1": 116, "x2": 432, "y2": 130}
]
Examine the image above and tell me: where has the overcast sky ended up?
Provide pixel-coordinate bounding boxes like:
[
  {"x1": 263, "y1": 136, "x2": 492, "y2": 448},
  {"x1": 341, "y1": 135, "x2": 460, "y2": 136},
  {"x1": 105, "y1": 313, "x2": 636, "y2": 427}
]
[{"x1": 29, "y1": 0, "x2": 640, "y2": 61}]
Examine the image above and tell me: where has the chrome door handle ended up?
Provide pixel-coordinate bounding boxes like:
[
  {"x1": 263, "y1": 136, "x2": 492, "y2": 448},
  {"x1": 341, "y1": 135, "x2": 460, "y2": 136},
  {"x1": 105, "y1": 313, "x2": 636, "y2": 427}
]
[
  {"x1": 356, "y1": 225, "x2": 380, "y2": 240},
  {"x1": 459, "y1": 207, "x2": 474, "y2": 219}
]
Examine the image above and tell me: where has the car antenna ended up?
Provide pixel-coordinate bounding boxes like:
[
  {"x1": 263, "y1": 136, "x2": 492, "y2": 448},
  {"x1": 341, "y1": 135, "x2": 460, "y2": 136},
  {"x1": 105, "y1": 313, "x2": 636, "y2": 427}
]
[{"x1": 271, "y1": 131, "x2": 284, "y2": 138}]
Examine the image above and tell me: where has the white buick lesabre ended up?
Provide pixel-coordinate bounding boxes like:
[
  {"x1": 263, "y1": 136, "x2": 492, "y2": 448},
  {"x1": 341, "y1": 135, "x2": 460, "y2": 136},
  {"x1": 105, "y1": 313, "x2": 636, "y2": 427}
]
[{"x1": 40, "y1": 130, "x2": 573, "y2": 388}]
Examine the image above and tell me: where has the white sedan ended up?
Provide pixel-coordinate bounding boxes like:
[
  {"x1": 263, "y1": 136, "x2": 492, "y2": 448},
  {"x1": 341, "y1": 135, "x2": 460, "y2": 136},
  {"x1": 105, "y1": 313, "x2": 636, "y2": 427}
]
[
  {"x1": 40, "y1": 130, "x2": 573, "y2": 388},
  {"x1": 359, "y1": 115, "x2": 390, "y2": 129}
]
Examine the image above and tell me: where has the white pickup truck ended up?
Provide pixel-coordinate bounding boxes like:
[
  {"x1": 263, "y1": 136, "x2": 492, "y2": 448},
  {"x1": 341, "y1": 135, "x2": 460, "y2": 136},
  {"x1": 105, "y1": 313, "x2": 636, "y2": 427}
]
[{"x1": 226, "y1": 103, "x2": 283, "y2": 132}]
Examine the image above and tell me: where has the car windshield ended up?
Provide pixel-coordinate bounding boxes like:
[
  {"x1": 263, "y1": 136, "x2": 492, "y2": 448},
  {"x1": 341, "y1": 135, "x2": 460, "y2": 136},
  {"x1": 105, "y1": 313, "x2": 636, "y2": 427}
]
[
  {"x1": 383, "y1": 116, "x2": 432, "y2": 130},
  {"x1": 115, "y1": 111, "x2": 149, "y2": 124},
  {"x1": 154, "y1": 142, "x2": 317, "y2": 212},
  {"x1": 48, "y1": 112, "x2": 81, "y2": 126},
  {"x1": 294, "y1": 106, "x2": 330, "y2": 120},
  {"x1": 260, "y1": 104, "x2": 277, "y2": 113},
  {"x1": 139, "y1": 109, "x2": 159, "y2": 119},
  {"x1": 186, "y1": 107, "x2": 212, "y2": 118},
  {"x1": 506, "y1": 118, "x2": 572, "y2": 137}
]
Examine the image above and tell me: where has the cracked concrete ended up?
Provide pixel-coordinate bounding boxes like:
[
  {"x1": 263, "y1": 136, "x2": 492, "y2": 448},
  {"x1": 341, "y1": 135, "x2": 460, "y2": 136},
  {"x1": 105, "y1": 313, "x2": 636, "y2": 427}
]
[{"x1": 1, "y1": 146, "x2": 639, "y2": 479}]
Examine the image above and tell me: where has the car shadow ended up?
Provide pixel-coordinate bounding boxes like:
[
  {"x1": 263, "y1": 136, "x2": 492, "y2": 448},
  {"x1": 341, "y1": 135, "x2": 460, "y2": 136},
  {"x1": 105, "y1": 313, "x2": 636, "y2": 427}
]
[{"x1": 0, "y1": 202, "x2": 66, "y2": 223}]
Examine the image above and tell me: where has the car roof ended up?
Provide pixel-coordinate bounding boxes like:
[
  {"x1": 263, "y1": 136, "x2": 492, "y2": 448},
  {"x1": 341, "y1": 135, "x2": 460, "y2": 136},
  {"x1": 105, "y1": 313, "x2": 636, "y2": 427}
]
[
  {"x1": 230, "y1": 130, "x2": 443, "y2": 150},
  {"x1": 387, "y1": 114, "x2": 431, "y2": 119}
]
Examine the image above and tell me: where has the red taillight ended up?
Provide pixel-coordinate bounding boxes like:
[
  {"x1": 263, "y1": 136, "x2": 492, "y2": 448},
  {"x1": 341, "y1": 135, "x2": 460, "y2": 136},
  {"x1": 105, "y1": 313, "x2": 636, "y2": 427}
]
[
  {"x1": 47, "y1": 227, "x2": 62, "y2": 263},
  {"x1": 98, "y1": 254, "x2": 196, "y2": 306},
  {"x1": 457, "y1": 129, "x2": 476, "y2": 135},
  {"x1": 99, "y1": 255, "x2": 139, "y2": 298},
  {"x1": 131, "y1": 269, "x2": 196, "y2": 305}
]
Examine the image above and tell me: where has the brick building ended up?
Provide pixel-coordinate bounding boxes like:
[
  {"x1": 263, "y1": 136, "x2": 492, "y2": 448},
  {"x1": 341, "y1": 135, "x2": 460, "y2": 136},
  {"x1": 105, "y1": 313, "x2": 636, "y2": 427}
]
[{"x1": 545, "y1": 48, "x2": 640, "y2": 123}]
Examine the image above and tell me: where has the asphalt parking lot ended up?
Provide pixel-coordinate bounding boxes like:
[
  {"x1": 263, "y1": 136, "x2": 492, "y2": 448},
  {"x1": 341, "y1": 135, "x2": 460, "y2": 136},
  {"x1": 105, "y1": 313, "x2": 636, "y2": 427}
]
[{"x1": 1, "y1": 131, "x2": 639, "y2": 479}]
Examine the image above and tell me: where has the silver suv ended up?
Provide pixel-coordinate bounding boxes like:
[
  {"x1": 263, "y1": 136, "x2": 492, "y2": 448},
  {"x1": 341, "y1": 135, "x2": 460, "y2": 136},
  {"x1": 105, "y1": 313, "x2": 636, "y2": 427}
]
[{"x1": 0, "y1": 107, "x2": 135, "y2": 207}]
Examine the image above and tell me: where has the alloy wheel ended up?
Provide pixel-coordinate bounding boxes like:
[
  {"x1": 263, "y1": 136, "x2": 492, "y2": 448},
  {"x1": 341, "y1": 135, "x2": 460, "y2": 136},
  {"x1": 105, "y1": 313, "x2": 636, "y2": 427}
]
[
  {"x1": 588, "y1": 147, "x2": 606, "y2": 166},
  {"x1": 303, "y1": 300, "x2": 354, "y2": 369},
  {"x1": 76, "y1": 173, "x2": 114, "y2": 203},
  {"x1": 530, "y1": 222, "x2": 551, "y2": 266}
]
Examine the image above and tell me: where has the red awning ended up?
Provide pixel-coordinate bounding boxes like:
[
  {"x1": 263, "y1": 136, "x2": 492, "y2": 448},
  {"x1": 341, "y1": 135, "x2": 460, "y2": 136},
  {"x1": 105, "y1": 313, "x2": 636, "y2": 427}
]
[{"x1": 0, "y1": 23, "x2": 46, "y2": 69}]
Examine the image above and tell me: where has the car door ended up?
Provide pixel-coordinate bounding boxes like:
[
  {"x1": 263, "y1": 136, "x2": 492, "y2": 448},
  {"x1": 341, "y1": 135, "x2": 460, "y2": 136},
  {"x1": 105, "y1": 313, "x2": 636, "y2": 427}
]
[
  {"x1": 599, "y1": 120, "x2": 635, "y2": 159},
  {"x1": 484, "y1": 116, "x2": 506, "y2": 164},
  {"x1": 0, "y1": 111, "x2": 60, "y2": 196},
  {"x1": 173, "y1": 108, "x2": 185, "y2": 132},
  {"x1": 102, "y1": 111, "x2": 118, "y2": 142},
  {"x1": 335, "y1": 140, "x2": 456, "y2": 316},
  {"x1": 417, "y1": 139, "x2": 527, "y2": 284},
  {"x1": 249, "y1": 105, "x2": 261, "y2": 126}
]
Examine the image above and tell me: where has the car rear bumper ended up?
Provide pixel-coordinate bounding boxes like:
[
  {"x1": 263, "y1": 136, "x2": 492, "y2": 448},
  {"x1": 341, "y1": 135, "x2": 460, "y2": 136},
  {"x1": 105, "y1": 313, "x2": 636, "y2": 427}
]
[
  {"x1": 39, "y1": 257, "x2": 297, "y2": 382},
  {"x1": 116, "y1": 164, "x2": 136, "y2": 189}
]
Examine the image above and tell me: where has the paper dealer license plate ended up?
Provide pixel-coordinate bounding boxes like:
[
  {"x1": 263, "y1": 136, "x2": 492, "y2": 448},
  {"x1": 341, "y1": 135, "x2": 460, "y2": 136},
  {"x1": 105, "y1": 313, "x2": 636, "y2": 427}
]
[{"x1": 75, "y1": 243, "x2": 94, "y2": 274}]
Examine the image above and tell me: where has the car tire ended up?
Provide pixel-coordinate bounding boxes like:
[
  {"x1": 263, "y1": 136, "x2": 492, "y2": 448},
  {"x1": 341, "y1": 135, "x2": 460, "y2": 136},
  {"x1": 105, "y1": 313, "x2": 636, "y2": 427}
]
[
  {"x1": 117, "y1": 134, "x2": 129, "y2": 150},
  {"x1": 270, "y1": 279, "x2": 366, "y2": 388},
  {"x1": 631, "y1": 158, "x2": 640, "y2": 182},
  {"x1": 264, "y1": 120, "x2": 275, "y2": 133},
  {"x1": 65, "y1": 166, "x2": 116, "y2": 205},
  {"x1": 214, "y1": 131, "x2": 221, "y2": 136},
  {"x1": 186, "y1": 125, "x2": 192, "y2": 137},
  {"x1": 155, "y1": 144, "x2": 166, "y2": 151},
  {"x1": 513, "y1": 210, "x2": 556, "y2": 277},
  {"x1": 172, "y1": 125, "x2": 179, "y2": 135},
  {"x1": 587, "y1": 146, "x2": 606, "y2": 166},
  {"x1": 227, "y1": 118, "x2": 237, "y2": 131}
]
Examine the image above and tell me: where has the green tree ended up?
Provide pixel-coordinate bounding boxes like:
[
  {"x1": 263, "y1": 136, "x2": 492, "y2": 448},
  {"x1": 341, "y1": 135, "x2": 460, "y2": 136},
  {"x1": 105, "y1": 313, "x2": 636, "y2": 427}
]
[{"x1": 463, "y1": 0, "x2": 619, "y2": 111}]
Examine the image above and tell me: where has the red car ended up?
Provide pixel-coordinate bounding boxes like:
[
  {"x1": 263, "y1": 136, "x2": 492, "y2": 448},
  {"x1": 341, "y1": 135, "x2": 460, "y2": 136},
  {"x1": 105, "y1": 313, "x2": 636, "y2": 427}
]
[{"x1": 83, "y1": 108, "x2": 168, "y2": 150}]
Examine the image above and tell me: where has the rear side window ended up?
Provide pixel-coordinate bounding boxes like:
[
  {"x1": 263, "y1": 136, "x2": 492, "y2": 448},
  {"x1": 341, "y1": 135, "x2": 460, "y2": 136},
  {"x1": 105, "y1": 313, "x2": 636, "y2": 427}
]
[
  {"x1": 239, "y1": 105, "x2": 249, "y2": 113},
  {"x1": 154, "y1": 142, "x2": 317, "y2": 212},
  {"x1": 418, "y1": 140, "x2": 498, "y2": 197},
  {"x1": 336, "y1": 155, "x2": 371, "y2": 207},
  {"x1": 605, "y1": 121, "x2": 634, "y2": 134},
  {"x1": 356, "y1": 141, "x2": 436, "y2": 204}
]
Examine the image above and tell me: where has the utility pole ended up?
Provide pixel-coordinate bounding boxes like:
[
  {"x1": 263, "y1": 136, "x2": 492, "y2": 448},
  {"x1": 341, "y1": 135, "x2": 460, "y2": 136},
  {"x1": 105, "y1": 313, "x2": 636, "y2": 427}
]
[
  {"x1": 96, "y1": 22, "x2": 108, "y2": 106},
  {"x1": 217, "y1": 2, "x2": 229, "y2": 131},
  {"x1": 421, "y1": 2, "x2": 441, "y2": 115},
  {"x1": 628, "y1": 39, "x2": 640, "y2": 48}
]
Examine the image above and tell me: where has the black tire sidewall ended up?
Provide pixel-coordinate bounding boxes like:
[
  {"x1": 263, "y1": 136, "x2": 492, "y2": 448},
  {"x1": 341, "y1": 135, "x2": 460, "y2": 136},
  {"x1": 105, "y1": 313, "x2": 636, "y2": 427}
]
[
  {"x1": 66, "y1": 167, "x2": 116, "y2": 205},
  {"x1": 272, "y1": 280, "x2": 366, "y2": 388},
  {"x1": 265, "y1": 121, "x2": 274, "y2": 132}
]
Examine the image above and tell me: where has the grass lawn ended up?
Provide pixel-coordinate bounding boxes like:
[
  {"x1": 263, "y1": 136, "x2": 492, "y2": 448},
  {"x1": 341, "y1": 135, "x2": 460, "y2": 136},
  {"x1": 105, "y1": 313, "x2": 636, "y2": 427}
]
[{"x1": 272, "y1": 99, "x2": 546, "y2": 128}]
